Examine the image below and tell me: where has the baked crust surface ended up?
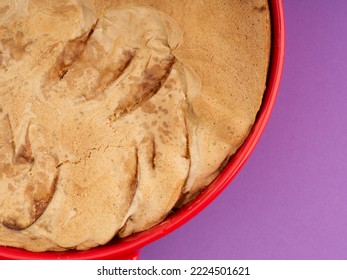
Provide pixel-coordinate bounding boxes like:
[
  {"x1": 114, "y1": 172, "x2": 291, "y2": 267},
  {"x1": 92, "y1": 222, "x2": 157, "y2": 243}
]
[{"x1": 0, "y1": 0, "x2": 270, "y2": 251}]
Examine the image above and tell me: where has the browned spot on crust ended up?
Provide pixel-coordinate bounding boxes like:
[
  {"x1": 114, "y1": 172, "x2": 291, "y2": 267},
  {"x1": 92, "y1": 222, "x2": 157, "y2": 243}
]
[
  {"x1": 1, "y1": 163, "x2": 14, "y2": 177},
  {"x1": 164, "y1": 78, "x2": 176, "y2": 90},
  {"x1": 158, "y1": 106, "x2": 169, "y2": 114},
  {"x1": 149, "y1": 135, "x2": 156, "y2": 170},
  {"x1": 254, "y1": 5, "x2": 266, "y2": 12},
  {"x1": 183, "y1": 116, "x2": 190, "y2": 160},
  {"x1": 0, "y1": 50, "x2": 4, "y2": 66},
  {"x1": 85, "y1": 50, "x2": 136, "y2": 100},
  {"x1": 2, "y1": 218, "x2": 24, "y2": 231},
  {"x1": 1, "y1": 114, "x2": 59, "y2": 230},
  {"x1": 24, "y1": 182, "x2": 35, "y2": 197},
  {"x1": 159, "y1": 134, "x2": 167, "y2": 144},
  {"x1": 0, "y1": 5, "x2": 10, "y2": 16},
  {"x1": 48, "y1": 21, "x2": 98, "y2": 81},
  {"x1": 8, "y1": 183, "x2": 15, "y2": 192},
  {"x1": 2, "y1": 165, "x2": 59, "y2": 231},
  {"x1": 141, "y1": 101, "x2": 156, "y2": 114},
  {"x1": 32, "y1": 173, "x2": 58, "y2": 220},
  {"x1": 15, "y1": 124, "x2": 34, "y2": 164},
  {"x1": 1, "y1": 31, "x2": 32, "y2": 61},
  {"x1": 109, "y1": 55, "x2": 175, "y2": 121}
]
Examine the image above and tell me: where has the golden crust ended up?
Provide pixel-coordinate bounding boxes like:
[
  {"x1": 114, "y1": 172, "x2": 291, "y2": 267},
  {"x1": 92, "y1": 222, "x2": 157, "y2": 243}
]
[{"x1": 0, "y1": 0, "x2": 270, "y2": 251}]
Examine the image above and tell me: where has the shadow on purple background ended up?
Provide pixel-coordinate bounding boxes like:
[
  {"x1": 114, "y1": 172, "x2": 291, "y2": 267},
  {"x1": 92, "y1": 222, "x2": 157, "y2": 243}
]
[{"x1": 141, "y1": 0, "x2": 347, "y2": 259}]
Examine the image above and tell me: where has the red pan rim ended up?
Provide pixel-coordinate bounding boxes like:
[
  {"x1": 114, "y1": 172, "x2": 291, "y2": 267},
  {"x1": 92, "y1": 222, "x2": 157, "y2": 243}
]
[{"x1": 0, "y1": 0, "x2": 285, "y2": 260}]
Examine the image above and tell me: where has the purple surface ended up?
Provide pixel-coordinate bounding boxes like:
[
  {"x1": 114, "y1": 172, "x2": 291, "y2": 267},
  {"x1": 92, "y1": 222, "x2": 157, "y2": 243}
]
[{"x1": 141, "y1": 0, "x2": 347, "y2": 260}]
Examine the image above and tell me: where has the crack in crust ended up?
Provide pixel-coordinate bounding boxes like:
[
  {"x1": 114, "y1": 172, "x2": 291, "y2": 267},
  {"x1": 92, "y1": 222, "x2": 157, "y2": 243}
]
[
  {"x1": 55, "y1": 144, "x2": 126, "y2": 168},
  {"x1": 129, "y1": 147, "x2": 139, "y2": 201},
  {"x1": 150, "y1": 135, "x2": 156, "y2": 170},
  {"x1": 173, "y1": 115, "x2": 191, "y2": 208},
  {"x1": 117, "y1": 147, "x2": 139, "y2": 236}
]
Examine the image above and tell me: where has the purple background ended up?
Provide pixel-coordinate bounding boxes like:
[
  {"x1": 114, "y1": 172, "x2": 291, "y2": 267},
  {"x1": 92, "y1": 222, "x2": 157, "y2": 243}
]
[{"x1": 141, "y1": 0, "x2": 347, "y2": 259}]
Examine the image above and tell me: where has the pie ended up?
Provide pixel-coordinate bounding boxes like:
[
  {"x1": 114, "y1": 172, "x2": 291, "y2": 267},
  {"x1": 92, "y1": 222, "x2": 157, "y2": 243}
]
[{"x1": 0, "y1": 0, "x2": 270, "y2": 251}]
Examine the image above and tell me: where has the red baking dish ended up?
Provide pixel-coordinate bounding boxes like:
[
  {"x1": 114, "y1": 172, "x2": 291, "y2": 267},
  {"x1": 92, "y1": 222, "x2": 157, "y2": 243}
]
[{"x1": 0, "y1": 0, "x2": 285, "y2": 260}]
